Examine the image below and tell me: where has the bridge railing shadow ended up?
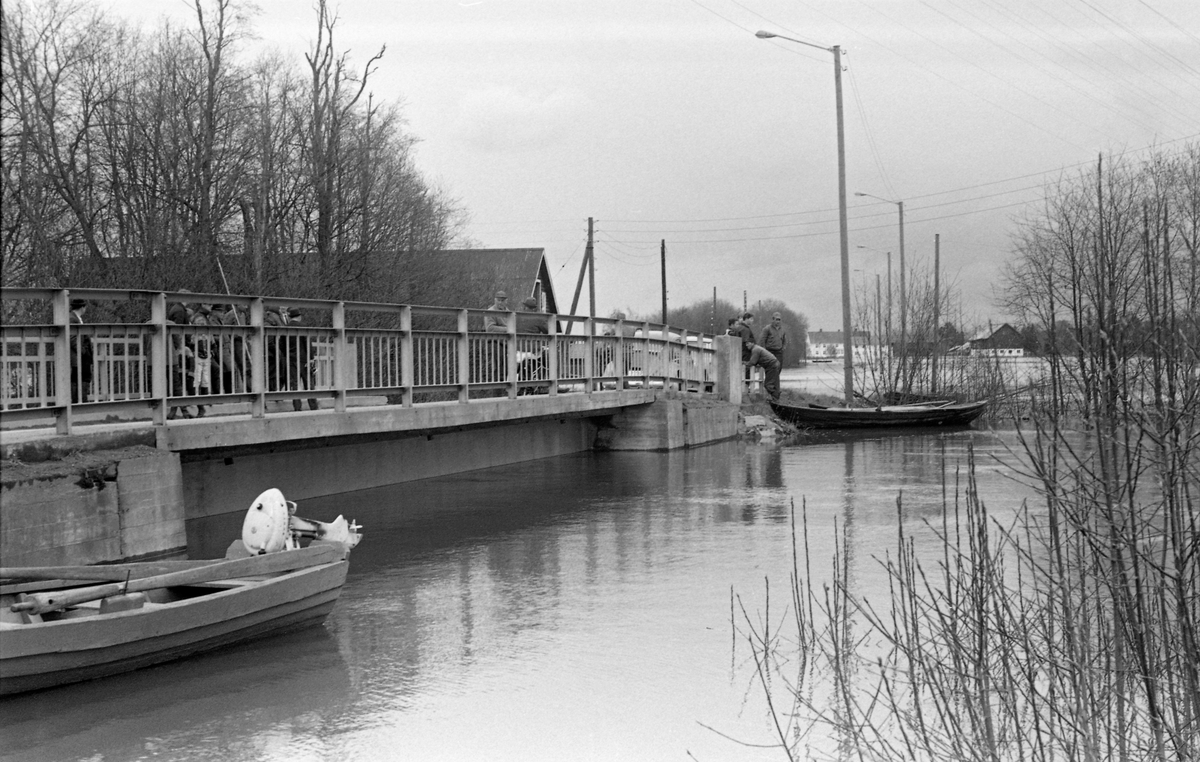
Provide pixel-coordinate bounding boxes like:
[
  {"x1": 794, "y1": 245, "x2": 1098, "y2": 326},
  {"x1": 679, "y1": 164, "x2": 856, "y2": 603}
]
[{"x1": 2, "y1": 288, "x2": 720, "y2": 435}]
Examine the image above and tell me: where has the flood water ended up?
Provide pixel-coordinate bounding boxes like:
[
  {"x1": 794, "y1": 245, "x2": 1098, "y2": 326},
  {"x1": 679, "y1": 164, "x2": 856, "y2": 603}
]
[{"x1": 0, "y1": 419, "x2": 1043, "y2": 762}]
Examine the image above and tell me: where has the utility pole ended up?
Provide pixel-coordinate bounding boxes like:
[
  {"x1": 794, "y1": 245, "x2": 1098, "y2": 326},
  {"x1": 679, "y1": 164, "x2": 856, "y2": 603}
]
[
  {"x1": 898, "y1": 200, "x2": 906, "y2": 359},
  {"x1": 932, "y1": 233, "x2": 940, "y2": 394},
  {"x1": 660, "y1": 239, "x2": 667, "y2": 324},
  {"x1": 833, "y1": 45, "x2": 854, "y2": 403},
  {"x1": 712, "y1": 287, "x2": 717, "y2": 334},
  {"x1": 755, "y1": 30, "x2": 851, "y2": 402},
  {"x1": 587, "y1": 217, "x2": 596, "y2": 318},
  {"x1": 568, "y1": 217, "x2": 595, "y2": 321},
  {"x1": 876, "y1": 273, "x2": 882, "y2": 374}
]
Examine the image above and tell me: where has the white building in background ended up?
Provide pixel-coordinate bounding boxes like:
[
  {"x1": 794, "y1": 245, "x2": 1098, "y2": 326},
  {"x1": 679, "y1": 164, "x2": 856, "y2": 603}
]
[{"x1": 806, "y1": 329, "x2": 874, "y2": 362}]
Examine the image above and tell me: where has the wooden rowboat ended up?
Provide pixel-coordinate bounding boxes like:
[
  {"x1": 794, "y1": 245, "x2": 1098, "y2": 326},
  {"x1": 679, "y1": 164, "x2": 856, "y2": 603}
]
[
  {"x1": 0, "y1": 490, "x2": 361, "y2": 696},
  {"x1": 770, "y1": 399, "x2": 987, "y2": 430}
]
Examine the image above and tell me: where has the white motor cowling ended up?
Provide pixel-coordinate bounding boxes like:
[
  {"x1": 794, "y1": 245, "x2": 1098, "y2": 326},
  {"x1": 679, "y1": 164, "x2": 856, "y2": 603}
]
[{"x1": 242, "y1": 488, "x2": 294, "y2": 555}]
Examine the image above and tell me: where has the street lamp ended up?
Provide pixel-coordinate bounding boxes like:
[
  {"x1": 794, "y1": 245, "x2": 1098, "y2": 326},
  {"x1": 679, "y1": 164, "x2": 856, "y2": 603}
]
[
  {"x1": 856, "y1": 244, "x2": 892, "y2": 315},
  {"x1": 756, "y1": 30, "x2": 854, "y2": 404},
  {"x1": 854, "y1": 191, "x2": 906, "y2": 352}
]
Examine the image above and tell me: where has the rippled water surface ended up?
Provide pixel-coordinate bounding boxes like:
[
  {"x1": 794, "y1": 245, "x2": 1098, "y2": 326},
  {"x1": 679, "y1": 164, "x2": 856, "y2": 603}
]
[{"x1": 1, "y1": 429, "x2": 1040, "y2": 761}]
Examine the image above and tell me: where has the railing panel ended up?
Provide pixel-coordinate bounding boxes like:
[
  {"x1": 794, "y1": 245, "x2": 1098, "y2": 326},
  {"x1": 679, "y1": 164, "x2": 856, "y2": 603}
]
[
  {"x1": 469, "y1": 334, "x2": 507, "y2": 385},
  {"x1": 261, "y1": 326, "x2": 331, "y2": 397},
  {"x1": 349, "y1": 331, "x2": 403, "y2": 390},
  {"x1": 2, "y1": 330, "x2": 56, "y2": 409},
  {"x1": 1, "y1": 288, "x2": 721, "y2": 433},
  {"x1": 413, "y1": 333, "x2": 460, "y2": 388},
  {"x1": 90, "y1": 329, "x2": 151, "y2": 402},
  {"x1": 558, "y1": 338, "x2": 589, "y2": 381},
  {"x1": 516, "y1": 335, "x2": 551, "y2": 388}
]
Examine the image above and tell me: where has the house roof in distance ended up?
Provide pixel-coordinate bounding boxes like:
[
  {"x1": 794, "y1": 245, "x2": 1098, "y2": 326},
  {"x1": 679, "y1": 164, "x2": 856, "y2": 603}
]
[{"x1": 434, "y1": 248, "x2": 559, "y2": 313}]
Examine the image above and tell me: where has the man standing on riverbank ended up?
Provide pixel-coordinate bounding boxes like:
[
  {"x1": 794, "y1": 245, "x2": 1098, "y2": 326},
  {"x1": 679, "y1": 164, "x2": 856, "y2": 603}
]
[
  {"x1": 761, "y1": 312, "x2": 788, "y2": 366},
  {"x1": 746, "y1": 344, "x2": 781, "y2": 400}
]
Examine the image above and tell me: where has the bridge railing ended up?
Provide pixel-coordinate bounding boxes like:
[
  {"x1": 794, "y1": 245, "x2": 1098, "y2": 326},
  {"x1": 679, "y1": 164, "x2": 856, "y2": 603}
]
[{"x1": 1, "y1": 288, "x2": 722, "y2": 434}]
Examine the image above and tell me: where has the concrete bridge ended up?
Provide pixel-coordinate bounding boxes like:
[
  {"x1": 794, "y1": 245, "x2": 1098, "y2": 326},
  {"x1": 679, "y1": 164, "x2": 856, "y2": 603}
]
[{"x1": 2, "y1": 288, "x2": 743, "y2": 566}]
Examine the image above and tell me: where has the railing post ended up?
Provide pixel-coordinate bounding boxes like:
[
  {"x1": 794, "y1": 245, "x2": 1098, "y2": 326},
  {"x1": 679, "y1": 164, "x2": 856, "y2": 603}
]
[
  {"x1": 457, "y1": 309, "x2": 470, "y2": 403},
  {"x1": 53, "y1": 289, "x2": 72, "y2": 435},
  {"x1": 615, "y1": 319, "x2": 627, "y2": 390},
  {"x1": 680, "y1": 329, "x2": 690, "y2": 392},
  {"x1": 400, "y1": 305, "x2": 413, "y2": 407},
  {"x1": 333, "y1": 301, "x2": 347, "y2": 413},
  {"x1": 249, "y1": 298, "x2": 265, "y2": 418},
  {"x1": 150, "y1": 293, "x2": 168, "y2": 425},
  {"x1": 506, "y1": 311, "x2": 518, "y2": 399},
  {"x1": 584, "y1": 317, "x2": 595, "y2": 393},
  {"x1": 546, "y1": 314, "x2": 559, "y2": 396},
  {"x1": 640, "y1": 321, "x2": 650, "y2": 386}
]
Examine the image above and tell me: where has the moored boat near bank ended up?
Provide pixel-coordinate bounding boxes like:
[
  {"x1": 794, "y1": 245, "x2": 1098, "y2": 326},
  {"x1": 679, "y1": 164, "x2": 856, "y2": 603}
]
[
  {"x1": 0, "y1": 489, "x2": 361, "y2": 696},
  {"x1": 770, "y1": 399, "x2": 987, "y2": 430}
]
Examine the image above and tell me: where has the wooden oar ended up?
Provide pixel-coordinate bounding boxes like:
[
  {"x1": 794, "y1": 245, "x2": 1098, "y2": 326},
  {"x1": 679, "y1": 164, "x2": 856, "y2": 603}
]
[
  {"x1": 10, "y1": 544, "x2": 341, "y2": 616},
  {"x1": 1, "y1": 560, "x2": 218, "y2": 583}
]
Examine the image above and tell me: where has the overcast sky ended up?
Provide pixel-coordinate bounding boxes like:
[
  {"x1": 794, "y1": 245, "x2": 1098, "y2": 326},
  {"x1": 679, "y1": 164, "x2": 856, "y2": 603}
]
[{"x1": 120, "y1": 0, "x2": 1199, "y2": 331}]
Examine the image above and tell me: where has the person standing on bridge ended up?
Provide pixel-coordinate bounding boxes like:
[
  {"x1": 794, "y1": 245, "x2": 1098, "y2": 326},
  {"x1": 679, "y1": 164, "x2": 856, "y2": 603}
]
[
  {"x1": 481, "y1": 290, "x2": 510, "y2": 394},
  {"x1": 69, "y1": 299, "x2": 92, "y2": 404},
  {"x1": 286, "y1": 307, "x2": 319, "y2": 412},
  {"x1": 516, "y1": 297, "x2": 548, "y2": 334},
  {"x1": 189, "y1": 303, "x2": 214, "y2": 418},
  {"x1": 166, "y1": 301, "x2": 194, "y2": 419},
  {"x1": 485, "y1": 290, "x2": 510, "y2": 333}
]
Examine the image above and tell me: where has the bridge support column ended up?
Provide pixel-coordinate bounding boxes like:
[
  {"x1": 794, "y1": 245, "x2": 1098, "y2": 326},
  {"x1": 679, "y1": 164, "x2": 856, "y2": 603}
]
[
  {"x1": 0, "y1": 450, "x2": 186, "y2": 567},
  {"x1": 715, "y1": 335, "x2": 743, "y2": 404},
  {"x1": 593, "y1": 396, "x2": 738, "y2": 451}
]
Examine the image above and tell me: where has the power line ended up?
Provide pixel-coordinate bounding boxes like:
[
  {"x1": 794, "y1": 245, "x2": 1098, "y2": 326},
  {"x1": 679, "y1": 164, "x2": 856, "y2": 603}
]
[
  {"x1": 932, "y1": 0, "x2": 1198, "y2": 132},
  {"x1": 1068, "y1": 0, "x2": 1200, "y2": 86},
  {"x1": 601, "y1": 197, "x2": 1044, "y2": 245},
  {"x1": 466, "y1": 137, "x2": 1197, "y2": 233},
  {"x1": 1136, "y1": 0, "x2": 1200, "y2": 46}
]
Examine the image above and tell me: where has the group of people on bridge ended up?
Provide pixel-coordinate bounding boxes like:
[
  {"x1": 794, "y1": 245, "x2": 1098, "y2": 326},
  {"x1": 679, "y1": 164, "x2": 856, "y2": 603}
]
[
  {"x1": 163, "y1": 299, "x2": 318, "y2": 419},
  {"x1": 67, "y1": 296, "x2": 317, "y2": 420}
]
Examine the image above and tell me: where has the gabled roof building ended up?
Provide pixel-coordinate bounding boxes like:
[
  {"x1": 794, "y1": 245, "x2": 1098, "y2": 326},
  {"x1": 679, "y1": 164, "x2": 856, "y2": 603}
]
[{"x1": 405, "y1": 248, "x2": 560, "y2": 313}]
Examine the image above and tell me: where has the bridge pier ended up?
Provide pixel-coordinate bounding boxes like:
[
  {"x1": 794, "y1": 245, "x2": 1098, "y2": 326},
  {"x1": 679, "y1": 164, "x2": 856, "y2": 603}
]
[{"x1": 1, "y1": 450, "x2": 186, "y2": 567}]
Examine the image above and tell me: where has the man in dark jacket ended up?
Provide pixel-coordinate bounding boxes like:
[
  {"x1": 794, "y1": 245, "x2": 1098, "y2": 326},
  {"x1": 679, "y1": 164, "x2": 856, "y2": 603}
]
[
  {"x1": 760, "y1": 312, "x2": 788, "y2": 365},
  {"x1": 746, "y1": 344, "x2": 782, "y2": 400},
  {"x1": 729, "y1": 312, "x2": 756, "y2": 362},
  {"x1": 69, "y1": 299, "x2": 92, "y2": 403}
]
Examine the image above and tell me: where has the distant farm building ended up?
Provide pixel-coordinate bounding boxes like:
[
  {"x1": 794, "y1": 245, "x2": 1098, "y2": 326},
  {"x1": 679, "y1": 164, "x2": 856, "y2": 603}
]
[
  {"x1": 960, "y1": 323, "x2": 1025, "y2": 357},
  {"x1": 807, "y1": 329, "x2": 873, "y2": 361}
]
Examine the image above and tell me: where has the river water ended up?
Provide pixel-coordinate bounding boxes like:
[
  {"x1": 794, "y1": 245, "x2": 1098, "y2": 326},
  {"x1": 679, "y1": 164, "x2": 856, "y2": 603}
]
[{"x1": 1, "y1": 408, "x2": 1045, "y2": 761}]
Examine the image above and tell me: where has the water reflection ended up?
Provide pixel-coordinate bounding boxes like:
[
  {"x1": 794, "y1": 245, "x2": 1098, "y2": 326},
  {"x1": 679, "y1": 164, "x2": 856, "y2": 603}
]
[
  {"x1": 1, "y1": 627, "x2": 352, "y2": 762},
  {"x1": 2, "y1": 431, "x2": 1039, "y2": 762}
]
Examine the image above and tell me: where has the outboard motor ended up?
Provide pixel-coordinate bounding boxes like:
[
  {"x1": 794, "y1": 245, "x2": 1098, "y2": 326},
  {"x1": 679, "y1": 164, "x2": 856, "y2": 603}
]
[
  {"x1": 242, "y1": 488, "x2": 362, "y2": 556},
  {"x1": 242, "y1": 488, "x2": 294, "y2": 554}
]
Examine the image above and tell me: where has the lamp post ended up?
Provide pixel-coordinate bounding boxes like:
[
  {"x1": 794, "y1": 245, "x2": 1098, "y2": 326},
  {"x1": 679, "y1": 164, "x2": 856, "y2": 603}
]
[
  {"x1": 854, "y1": 192, "x2": 906, "y2": 355},
  {"x1": 856, "y1": 245, "x2": 891, "y2": 320},
  {"x1": 756, "y1": 30, "x2": 853, "y2": 404},
  {"x1": 857, "y1": 244, "x2": 894, "y2": 393}
]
